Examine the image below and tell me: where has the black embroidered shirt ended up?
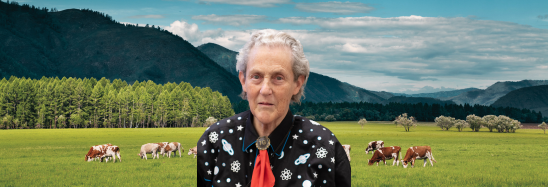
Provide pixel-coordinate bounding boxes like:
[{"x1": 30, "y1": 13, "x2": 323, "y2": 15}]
[{"x1": 197, "y1": 110, "x2": 351, "y2": 187}]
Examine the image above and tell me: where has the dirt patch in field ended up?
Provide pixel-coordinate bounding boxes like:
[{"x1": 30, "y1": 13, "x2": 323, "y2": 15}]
[{"x1": 520, "y1": 123, "x2": 544, "y2": 129}]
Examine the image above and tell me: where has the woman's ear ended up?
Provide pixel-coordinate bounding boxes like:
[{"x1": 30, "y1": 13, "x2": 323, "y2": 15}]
[
  {"x1": 239, "y1": 71, "x2": 247, "y2": 93},
  {"x1": 293, "y1": 75, "x2": 305, "y2": 95}
]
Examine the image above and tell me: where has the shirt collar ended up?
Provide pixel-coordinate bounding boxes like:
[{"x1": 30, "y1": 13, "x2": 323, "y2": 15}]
[{"x1": 242, "y1": 109, "x2": 294, "y2": 155}]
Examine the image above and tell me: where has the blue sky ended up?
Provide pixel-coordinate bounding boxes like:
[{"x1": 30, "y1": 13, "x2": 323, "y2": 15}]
[{"x1": 13, "y1": 0, "x2": 548, "y2": 94}]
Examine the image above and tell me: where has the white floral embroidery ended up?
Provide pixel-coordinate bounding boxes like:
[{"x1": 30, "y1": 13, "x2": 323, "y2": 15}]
[
  {"x1": 209, "y1": 131, "x2": 219, "y2": 143},
  {"x1": 331, "y1": 157, "x2": 335, "y2": 163},
  {"x1": 280, "y1": 168, "x2": 292, "y2": 180},
  {"x1": 231, "y1": 160, "x2": 241, "y2": 173},
  {"x1": 316, "y1": 147, "x2": 328, "y2": 158}
]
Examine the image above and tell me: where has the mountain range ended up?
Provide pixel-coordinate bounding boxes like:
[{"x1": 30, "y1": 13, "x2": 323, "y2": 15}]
[
  {"x1": 1, "y1": 2, "x2": 546, "y2": 116},
  {"x1": 391, "y1": 88, "x2": 480, "y2": 99},
  {"x1": 196, "y1": 43, "x2": 392, "y2": 103},
  {"x1": 491, "y1": 85, "x2": 548, "y2": 117},
  {"x1": 447, "y1": 80, "x2": 548, "y2": 106}
]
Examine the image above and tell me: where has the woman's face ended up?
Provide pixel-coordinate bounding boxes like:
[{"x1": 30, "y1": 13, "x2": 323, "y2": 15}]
[{"x1": 239, "y1": 45, "x2": 304, "y2": 125}]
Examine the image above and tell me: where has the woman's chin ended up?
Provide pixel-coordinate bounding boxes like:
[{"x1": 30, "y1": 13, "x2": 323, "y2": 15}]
[{"x1": 253, "y1": 112, "x2": 277, "y2": 124}]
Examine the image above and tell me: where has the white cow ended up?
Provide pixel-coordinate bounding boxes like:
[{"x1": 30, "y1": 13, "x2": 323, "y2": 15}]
[
  {"x1": 162, "y1": 142, "x2": 183, "y2": 158},
  {"x1": 138, "y1": 143, "x2": 160, "y2": 160},
  {"x1": 342, "y1": 144, "x2": 351, "y2": 162},
  {"x1": 188, "y1": 146, "x2": 197, "y2": 158},
  {"x1": 101, "y1": 145, "x2": 122, "y2": 163}
]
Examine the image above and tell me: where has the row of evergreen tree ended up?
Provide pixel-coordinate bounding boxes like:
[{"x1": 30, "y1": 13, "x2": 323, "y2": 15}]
[
  {"x1": 0, "y1": 76, "x2": 234, "y2": 129},
  {"x1": 285, "y1": 101, "x2": 545, "y2": 123}
]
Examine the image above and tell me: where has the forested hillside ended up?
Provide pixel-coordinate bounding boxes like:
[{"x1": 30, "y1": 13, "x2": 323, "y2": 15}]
[
  {"x1": 0, "y1": 1, "x2": 242, "y2": 102},
  {"x1": 0, "y1": 76, "x2": 234, "y2": 129},
  {"x1": 491, "y1": 85, "x2": 548, "y2": 117}
]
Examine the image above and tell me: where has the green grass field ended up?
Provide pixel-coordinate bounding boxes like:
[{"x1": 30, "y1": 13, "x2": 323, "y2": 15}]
[{"x1": 1, "y1": 122, "x2": 547, "y2": 186}]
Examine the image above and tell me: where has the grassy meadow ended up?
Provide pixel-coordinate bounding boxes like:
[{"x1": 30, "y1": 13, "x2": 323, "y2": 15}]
[{"x1": 1, "y1": 122, "x2": 547, "y2": 186}]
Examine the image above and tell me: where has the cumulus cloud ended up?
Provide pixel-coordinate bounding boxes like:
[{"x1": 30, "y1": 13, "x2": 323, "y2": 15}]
[
  {"x1": 192, "y1": 14, "x2": 267, "y2": 26},
  {"x1": 166, "y1": 15, "x2": 548, "y2": 92},
  {"x1": 198, "y1": 0, "x2": 291, "y2": 7},
  {"x1": 295, "y1": 1, "x2": 374, "y2": 14},
  {"x1": 163, "y1": 20, "x2": 251, "y2": 48},
  {"x1": 129, "y1": 15, "x2": 165, "y2": 19}
]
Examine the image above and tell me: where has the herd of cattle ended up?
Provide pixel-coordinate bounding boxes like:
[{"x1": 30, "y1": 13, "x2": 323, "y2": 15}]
[
  {"x1": 344, "y1": 140, "x2": 437, "y2": 168},
  {"x1": 85, "y1": 141, "x2": 436, "y2": 168},
  {"x1": 84, "y1": 142, "x2": 200, "y2": 162}
]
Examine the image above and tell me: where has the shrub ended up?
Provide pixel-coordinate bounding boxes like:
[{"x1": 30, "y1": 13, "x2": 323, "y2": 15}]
[
  {"x1": 482, "y1": 115, "x2": 497, "y2": 132},
  {"x1": 203, "y1": 117, "x2": 218, "y2": 128},
  {"x1": 454, "y1": 119, "x2": 469, "y2": 132},
  {"x1": 358, "y1": 118, "x2": 367, "y2": 129},
  {"x1": 325, "y1": 115, "x2": 336, "y2": 122},
  {"x1": 493, "y1": 115, "x2": 521, "y2": 133},
  {"x1": 539, "y1": 122, "x2": 547, "y2": 134},
  {"x1": 435, "y1": 115, "x2": 455, "y2": 131},
  {"x1": 394, "y1": 113, "x2": 416, "y2": 132},
  {"x1": 466, "y1": 114, "x2": 484, "y2": 132}
]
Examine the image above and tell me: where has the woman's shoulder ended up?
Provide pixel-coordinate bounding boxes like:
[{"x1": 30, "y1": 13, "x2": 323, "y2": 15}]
[
  {"x1": 205, "y1": 110, "x2": 250, "y2": 132},
  {"x1": 293, "y1": 116, "x2": 339, "y2": 143}
]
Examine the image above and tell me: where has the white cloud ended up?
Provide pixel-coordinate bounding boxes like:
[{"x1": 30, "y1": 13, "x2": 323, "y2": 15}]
[
  {"x1": 295, "y1": 1, "x2": 374, "y2": 14},
  {"x1": 167, "y1": 15, "x2": 548, "y2": 92},
  {"x1": 163, "y1": 20, "x2": 250, "y2": 48},
  {"x1": 129, "y1": 15, "x2": 165, "y2": 19},
  {"x1": 198, "y1": 0, "x2": 291, "y2": 7},
  {"x1": 192, "y1": 14, "x2": 267, "y2": 26}
]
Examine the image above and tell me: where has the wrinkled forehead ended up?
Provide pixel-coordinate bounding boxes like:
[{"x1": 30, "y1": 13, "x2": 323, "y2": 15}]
[{"x1": 247, "y1": 45, "x2": 293, "y2": 71}]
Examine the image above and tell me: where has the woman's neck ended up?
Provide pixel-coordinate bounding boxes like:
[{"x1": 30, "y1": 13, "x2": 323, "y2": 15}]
[{"x1": 253, "y1": 116, "x2": 284, "y2": 137}]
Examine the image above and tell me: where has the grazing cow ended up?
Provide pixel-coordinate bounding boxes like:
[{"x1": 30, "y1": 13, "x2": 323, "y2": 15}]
[
  {"x1": 138, "y1": 143, "x2": 161, "y2": 160},
  {"x1": 85, "y1": 143, "x2": 112, "y2": 162},
  {"x1": 342, "y1": 144, "x2": 351, "y2": 162},
  {"x1": 188, "y1": 146, "x2": 197, "y2": 158},
  {"x1": 401, "y1": 146, "x2": 437, "y2": 168},
  {"x1": 163, "y1": 142, "x2": 183, "y2": 158},
  {"x1": 100, "y1": 145, "x2": 122, "y2": 163},
  {"x1": 368, "y1": 146, "x2": 401, "y2": 166},
  {"x1": 365, "y1": 140, "x2": 384, "y2": 154},
  {"x1": 157, "y1": 142, "x2": 169, "y2": 157}
]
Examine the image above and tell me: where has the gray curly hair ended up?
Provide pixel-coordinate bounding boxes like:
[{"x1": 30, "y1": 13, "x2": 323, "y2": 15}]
[{"x1": 236, "y1": 29, "x2": 310, "y2": 103}]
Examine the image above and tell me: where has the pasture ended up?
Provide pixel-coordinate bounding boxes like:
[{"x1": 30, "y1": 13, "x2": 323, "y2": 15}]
[{"x1": 0, "y1": 122, "x2": 547, "y2": 186}]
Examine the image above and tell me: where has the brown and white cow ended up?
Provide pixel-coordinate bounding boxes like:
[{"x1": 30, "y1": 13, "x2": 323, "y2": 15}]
[
  {"x1": 368, "y1": 146, "x2": 401, "y2": 166},
  {"x1": 100, "y1": 145, "x2": 122, "y2": 163},
  {"x1": 157, "y1": 142, "x2": 169, "y2": 157},
  {"x1": 85, "y1": 143, "x2": 112, "y2": 162},
  {"x1": 162, "y1": 142, "x2": 183, "y2": 158},
  {"x1": 188, "y1": 146, "x2": 197, "y2": 158},
  {"x1": 138, "y1": 143, "x2": 161, "y2": 160},
  {"x1": 365, "y1": 140, "x2": 384, "y2": 154},
  {"x1": 401, "y1": 146, "x2": 437, "y2": 168},
  {"x1": 342, "y1": 144, "x2": 351, "y2": 162}
]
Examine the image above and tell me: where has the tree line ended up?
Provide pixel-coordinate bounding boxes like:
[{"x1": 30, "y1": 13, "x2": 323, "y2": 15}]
[
  {"x1": 258, "y1": 101, "x2": 547, "y2": 123},
  {"x1": 0, "y1": 76, "x2": 234, "y2": 129}
]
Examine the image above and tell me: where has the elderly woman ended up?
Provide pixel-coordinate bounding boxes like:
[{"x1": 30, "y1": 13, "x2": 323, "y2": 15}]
[{"x1": 197, "y1": 29, "x2": 351, "y2": 187}]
